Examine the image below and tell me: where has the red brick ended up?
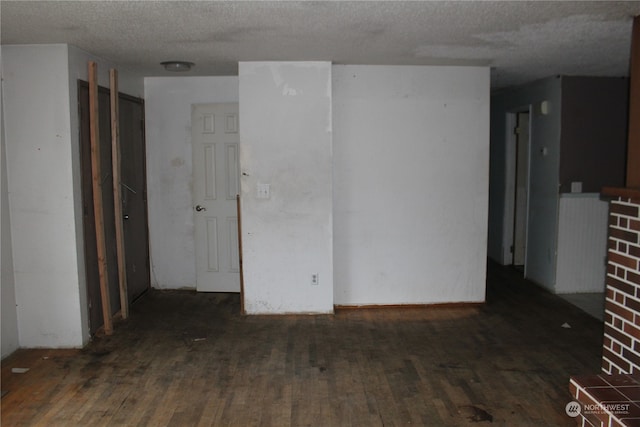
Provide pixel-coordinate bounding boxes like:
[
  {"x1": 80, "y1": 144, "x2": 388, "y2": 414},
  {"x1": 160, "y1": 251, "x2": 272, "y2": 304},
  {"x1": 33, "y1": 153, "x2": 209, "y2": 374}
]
[
  {"x1": 584, "y1": 405, "x2": 609, "y2": 427},
  {"x1": 603, "y1": 346, "x2": 632, "y2": 373},
  {"x1": 610, "y1": 365, "x2": 625, "y2": 375},
  {"x1": 607, "y1": 275, "x2": 635, "y2": 297},
  {"x1": 610, "y1": 417, "x2": 626, "y2": 427},
  {"x1": 619, "y1": 242, "x2": 628, "y2": 253},
  {"x1": 610, "y1": 215, "x2": 620, "y2": 227},
  {"x1": 610, "y1": 228, "x2": 639, "y2": 244},
  {"x1": 629, "y1": 245, "x2": 640, "y2": 258},
  {"x1": 610, "y1": 239, "x2": 618, "y2": 250},
  {"x1": 610, "y1": 202, "x2": 640, "y2": 217},
  {"x1": 623, "y1": 321, "x2": 640, "y2": 340},
  {"x1": 622, "y1": 347, "x2": 640, "y2": 368},
  {"x1": 603, "y1": 359, "x2": 611, "y2": 373},
  {"x1": 613, "y1": 341, "x2": 622, "y2": 353},
  {"x1": 576, "y1": 387, "x2": 615, "y2": 426},
  {"x1": 615, "y1": 317, "x2": 623, "y2": 329},
  {"x1": 576, "y1": 388, "x2": 596, "y2": 406},
  {"x1": 626, "y1": 297, "x2": 640, "y2": 313},
  {"x1": 621, "y1": 217, "x2": 629, "y2": 228},
  {"x1": 610, "y1": 303, "x2": 636, "y2": 322},
  {"x1": 606, "y1": 312, "x2": 614, "y2": 325},
  {"x1": 569, "y1": 381, "x2": 578, "y2": 399},
  {"x1": 631, "y1": 219, "x2": 640, "y2": 232},
  {"x1": 609, "y1": 251, "x2": 638, "y2": 269},
  {"x1": 605, "y1": 324, "x2": 633, "y2": 347},
  {"x1": 628, "y1": 271, "x2": 640, "y2": 286},
  {"x1": 608, "y1": 264, "x2": 618, "y2": 277}
]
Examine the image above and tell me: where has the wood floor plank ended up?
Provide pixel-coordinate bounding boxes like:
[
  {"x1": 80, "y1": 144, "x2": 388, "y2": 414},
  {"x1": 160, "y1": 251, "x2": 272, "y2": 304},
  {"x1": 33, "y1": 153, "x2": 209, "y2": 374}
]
[{"x1": 1, "y1": 263, "x2": 604, "y2": 426}]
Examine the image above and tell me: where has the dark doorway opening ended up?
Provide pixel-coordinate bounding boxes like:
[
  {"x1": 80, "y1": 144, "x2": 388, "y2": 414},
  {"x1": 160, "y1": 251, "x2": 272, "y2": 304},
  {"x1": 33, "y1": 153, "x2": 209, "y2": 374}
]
[{"x1": 511, "y1": 111, "x2": 530, "y2": 272}]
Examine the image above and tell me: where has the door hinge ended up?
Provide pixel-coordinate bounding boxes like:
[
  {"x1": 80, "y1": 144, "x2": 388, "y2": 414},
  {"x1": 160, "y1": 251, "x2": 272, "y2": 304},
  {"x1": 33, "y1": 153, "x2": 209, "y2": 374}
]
[{"x1": 513, "y1": 127, "x2": 521, "y2": 135}]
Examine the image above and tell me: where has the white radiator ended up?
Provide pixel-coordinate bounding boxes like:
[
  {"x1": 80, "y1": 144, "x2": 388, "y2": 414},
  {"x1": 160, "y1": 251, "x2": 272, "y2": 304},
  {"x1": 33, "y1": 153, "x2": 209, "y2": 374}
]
[{"x1": 555, "y1": 193, "x2": 609, "y2": 293}]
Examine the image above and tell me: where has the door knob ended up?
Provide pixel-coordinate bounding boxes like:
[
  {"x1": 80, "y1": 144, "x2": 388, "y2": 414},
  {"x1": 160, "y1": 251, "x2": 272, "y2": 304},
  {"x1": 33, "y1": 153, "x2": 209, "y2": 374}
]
[
  {"x1": 123, "y1": 214, "x2": 129, "y2": 220},
  {"x1": 195, "y1": 205, "x2": 206, "y2": 212}
]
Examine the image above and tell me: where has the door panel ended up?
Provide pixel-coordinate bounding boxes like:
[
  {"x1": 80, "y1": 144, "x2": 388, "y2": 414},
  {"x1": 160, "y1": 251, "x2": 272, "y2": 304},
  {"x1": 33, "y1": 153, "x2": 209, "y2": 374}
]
[
  {"x1": 192, "y1": 104, "x2": 240, "y2": 292},
  {"x1": 206, "y1": 217, "x2": 219, "y2": 271},
  {"x1": 204, "y1": 144, "x2": 216, "y2": 200},
  {"x1": 119, "y1": 96, "x2": 150, "y2": 302}
]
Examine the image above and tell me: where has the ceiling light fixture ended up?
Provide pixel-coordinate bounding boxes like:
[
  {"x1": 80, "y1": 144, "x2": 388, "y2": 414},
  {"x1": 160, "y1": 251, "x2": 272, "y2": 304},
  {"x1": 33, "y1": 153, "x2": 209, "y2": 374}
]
[{"x1": 161, "y1": 61, "x2": 195, "y2": 72}]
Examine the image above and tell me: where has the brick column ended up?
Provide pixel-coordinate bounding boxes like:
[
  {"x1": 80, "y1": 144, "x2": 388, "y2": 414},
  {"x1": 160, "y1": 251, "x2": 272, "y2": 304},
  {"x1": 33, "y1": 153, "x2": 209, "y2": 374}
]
[{"x1": 602, "y1": 188, "x2": 640, "y2": 374}]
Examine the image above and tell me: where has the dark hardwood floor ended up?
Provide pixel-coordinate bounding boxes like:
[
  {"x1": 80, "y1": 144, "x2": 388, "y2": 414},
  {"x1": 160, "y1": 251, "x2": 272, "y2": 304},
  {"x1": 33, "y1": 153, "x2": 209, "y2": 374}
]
[{"x1": 1, "y1": 262, "x2": 603, "y2": 426}]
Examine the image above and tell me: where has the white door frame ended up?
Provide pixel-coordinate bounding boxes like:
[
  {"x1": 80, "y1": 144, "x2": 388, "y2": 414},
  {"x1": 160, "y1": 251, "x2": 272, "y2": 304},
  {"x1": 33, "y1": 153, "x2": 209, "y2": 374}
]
[{"x1": 503, "y1": 106, "x2": 532, "y2": 273}]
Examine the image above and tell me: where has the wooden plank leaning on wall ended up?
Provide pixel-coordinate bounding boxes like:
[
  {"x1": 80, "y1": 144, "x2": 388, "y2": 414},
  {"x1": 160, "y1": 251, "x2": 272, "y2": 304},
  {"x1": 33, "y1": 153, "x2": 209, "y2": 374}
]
[
  {"x1": 237, "y1": 195, "x2": 245, "y2": 315},
  {"x1": 89, "y1": 61, "x2": 113, "y2": 335},
  {"x1": 110, "y1": 69, "x2": 129, "y2": 319}
]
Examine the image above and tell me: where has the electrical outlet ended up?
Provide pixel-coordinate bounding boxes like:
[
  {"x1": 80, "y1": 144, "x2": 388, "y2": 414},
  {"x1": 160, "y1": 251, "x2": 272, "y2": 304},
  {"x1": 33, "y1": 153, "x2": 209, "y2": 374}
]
[{"x1": 311, "y1": 273, "x2": 319, "y2": 286}]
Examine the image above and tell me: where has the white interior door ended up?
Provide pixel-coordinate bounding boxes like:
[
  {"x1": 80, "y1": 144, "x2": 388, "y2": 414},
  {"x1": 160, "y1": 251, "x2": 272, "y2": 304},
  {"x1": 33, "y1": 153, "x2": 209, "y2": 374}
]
[
  {"x1": 192, "y1": 103, "x2": 240, "y2": 292},
  {"x1": 513, "y1": 112, "x2": 530, "y2": 266}
]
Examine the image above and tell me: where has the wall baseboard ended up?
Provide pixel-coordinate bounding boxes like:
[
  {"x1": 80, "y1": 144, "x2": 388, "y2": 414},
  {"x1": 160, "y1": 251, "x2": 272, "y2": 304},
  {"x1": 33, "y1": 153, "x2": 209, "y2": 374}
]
[{"x1": 334, "y1": 302, "x2": 484, "y2": 311}]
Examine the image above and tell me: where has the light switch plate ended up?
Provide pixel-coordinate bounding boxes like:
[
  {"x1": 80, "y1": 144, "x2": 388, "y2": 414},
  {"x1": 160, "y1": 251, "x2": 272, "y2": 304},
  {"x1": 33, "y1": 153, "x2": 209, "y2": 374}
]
[{"x1": 571, "y1": 182, "x2": 582, "y2": 193}]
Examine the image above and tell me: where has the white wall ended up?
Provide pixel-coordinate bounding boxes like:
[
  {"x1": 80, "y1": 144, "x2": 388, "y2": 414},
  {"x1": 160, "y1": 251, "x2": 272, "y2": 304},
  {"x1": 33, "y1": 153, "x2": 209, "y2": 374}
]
[
  {"x1": 239, "y1": 62, "x2": 333, "y2": 314},
  {"x1": 556, "y1": 194, "x2": 609, "y2": 293},
  {"x1": 2, "y1": 44, "x2": 86, "y2": 347},
  {"x1": 1, "y1": 62, "x2": 20, "y2": 357},
  {"x1": 1, "y1": 44, "x2": 142, "y2": 348},
  {"x1": 489, "y1": 77, "x2": 562, "y2": 291},
  {"x1": 333, "y1": 65, "x2": 490, "y2": 305},
  {"x1": 144, "y1": 77, "x2": 238, "y2": 289}
]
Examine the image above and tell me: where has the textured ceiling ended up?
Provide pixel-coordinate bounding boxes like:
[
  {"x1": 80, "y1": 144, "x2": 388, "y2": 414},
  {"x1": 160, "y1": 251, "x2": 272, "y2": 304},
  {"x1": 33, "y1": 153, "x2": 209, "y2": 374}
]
[{"x1": 1, "y1": 1, "x2": 639, "y2": 89}]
